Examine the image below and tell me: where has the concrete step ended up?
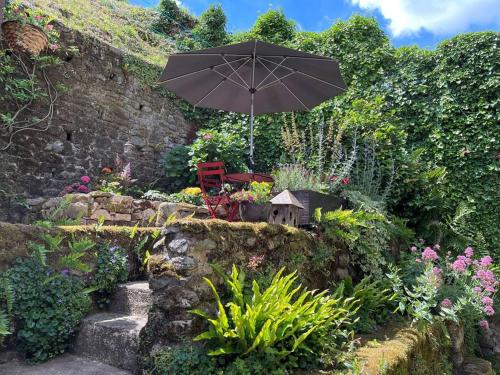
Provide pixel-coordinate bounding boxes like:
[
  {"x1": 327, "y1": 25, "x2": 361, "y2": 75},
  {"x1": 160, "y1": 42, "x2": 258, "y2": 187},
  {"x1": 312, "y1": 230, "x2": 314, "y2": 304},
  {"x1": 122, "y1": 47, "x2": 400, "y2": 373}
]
[
  {"x1": 108, "y1": 281, "x2": 152, "y2": 316},
  {"x1": 72, "y1": 313, "x2": 147, "y2": 372},
  {"x1": 0, "y1": 353, "x2": 132, "y2": 375}
]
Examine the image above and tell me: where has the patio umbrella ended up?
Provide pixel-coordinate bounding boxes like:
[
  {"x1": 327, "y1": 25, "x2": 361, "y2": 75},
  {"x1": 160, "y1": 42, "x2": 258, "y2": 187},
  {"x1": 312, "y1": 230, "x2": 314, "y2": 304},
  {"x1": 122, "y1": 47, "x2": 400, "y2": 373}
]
[{"x1": 158, "y1": 40, "x2": 347, "y2": 168}]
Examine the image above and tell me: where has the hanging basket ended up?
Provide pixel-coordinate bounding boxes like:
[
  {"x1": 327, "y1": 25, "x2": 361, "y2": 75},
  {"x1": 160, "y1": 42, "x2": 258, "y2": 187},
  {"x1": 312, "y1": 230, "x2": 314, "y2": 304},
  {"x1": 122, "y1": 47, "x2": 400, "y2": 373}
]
[{"x1": 1, "y1": 20, "x2": 48, "y2": 55}]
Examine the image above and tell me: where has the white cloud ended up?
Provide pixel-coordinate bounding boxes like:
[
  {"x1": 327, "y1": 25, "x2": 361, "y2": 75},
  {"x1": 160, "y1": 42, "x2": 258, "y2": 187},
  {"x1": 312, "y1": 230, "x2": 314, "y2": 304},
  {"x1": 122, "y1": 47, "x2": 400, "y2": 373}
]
[{"x1": 350, "y1": 0, "x2": 500, "y2": 36}]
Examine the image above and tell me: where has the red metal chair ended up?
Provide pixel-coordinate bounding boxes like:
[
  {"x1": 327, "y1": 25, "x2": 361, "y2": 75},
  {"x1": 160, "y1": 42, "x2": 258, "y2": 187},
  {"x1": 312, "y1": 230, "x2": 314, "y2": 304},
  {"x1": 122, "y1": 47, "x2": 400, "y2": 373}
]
[{"x1": 197, "y1": 162, "x2": 239, "y2": 221}]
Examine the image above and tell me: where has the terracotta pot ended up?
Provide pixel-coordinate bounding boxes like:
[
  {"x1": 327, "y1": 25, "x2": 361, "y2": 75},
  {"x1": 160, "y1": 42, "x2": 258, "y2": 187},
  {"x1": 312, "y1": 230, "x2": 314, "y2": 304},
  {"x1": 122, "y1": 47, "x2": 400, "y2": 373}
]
[
  {"x1": 1, "y1": 20, "x2": 48, "y2": 55},
  {"x1": 239, "y1": 202, "x2": 271, "y2": 222}
]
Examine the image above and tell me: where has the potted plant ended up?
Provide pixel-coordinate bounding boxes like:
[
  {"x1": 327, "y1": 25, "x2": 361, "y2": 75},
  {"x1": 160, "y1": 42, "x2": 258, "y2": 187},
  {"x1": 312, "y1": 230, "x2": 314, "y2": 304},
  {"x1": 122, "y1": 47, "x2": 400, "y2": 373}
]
[
  {"x1": 272, "y1": 164, "x2": 349, "y2": 226},
  {"x1": 231, "y1": 181, "x2": 272, "y2": 222},
  {"x1": 2, "y1": 2, "x2": 59, "y2": 55}
]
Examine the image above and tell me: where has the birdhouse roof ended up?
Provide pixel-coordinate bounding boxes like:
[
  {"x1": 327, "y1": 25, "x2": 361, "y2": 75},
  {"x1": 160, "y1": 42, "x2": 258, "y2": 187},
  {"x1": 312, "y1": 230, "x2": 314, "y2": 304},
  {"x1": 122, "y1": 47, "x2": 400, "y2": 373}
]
[{"x1": 270, "y1": 190, "x2": 304, "y2": 208}]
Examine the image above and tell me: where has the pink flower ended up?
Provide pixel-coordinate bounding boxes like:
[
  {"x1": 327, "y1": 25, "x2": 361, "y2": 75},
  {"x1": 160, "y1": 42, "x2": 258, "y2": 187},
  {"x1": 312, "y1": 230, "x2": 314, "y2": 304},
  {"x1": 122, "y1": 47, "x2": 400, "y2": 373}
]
[
  {"x1": 441, "y1": 298, "x2": 453, "y2": 309},
  {"x1": 485, "y1": 286, "x2": 495, "y2": 294},
  {"x1": 464, "y1": 247, "x2": 474, "y2": 258},
  {"x1": 329, "y1": 175, "x2": 338, "y2": 182},
  {"x1": 473, "y1": 286, "x2": 482, "y2": 294},
  {"x1": 80, "y1": 175, "x2": 91, "y2": 184},
  {"x1": 419, "y1": 238, "x2": 425, "y2": 244},
  {"x1": 34, "y1": 15, "x2": 44, "y2": 21},
  {"x1": 480, "y1": 256, "x2": 493, "y2": 268},
  {"x1": 433, "y1": 244, "x2": 441, "y2": 250},
  {"x1": 422, "y1": 247, "x2": 439, "y2": 261},
  {"x1": 248, "y1": 195, "x2": 254, "y2": 202},
  {"x1": 432, "y1": 267, "x2": 442, "y2": 276},
  {"x1": 452, "y1": 259, "x2": 467, "y2": 273},
  {"x1": 202, "y1": 133, "x2": 213, "y2": 141},
  {"x1": 479, "y1": 320, "x2": 489, "y2": 330},
  {"x1": 410, "y1": 246, "x2": 417, "y2": 253},
  {"x1": 64, "y1": 185, "x2": 73, "y2": 193},
  {"x1": 341, "y1": 177, "x2": 350, "y2": 185},
  {"x1": 484, "y1": 306, "x2": 495, "y2": 316},
  {"x1": 45, "y1": 24, "x2": 54, "y2": 30},
  {"x1": 482, "y1": 296, "x2": 493, "y2": 306},
  {"x1": 415, "y1": 258, "x2": 422, "y2": 263},
  {"x1": 77, "y1": 185, "x2": 90, "y2": 193},
  {"x1": 49, "y1": 43, "x2": 59, "y2": 51},
  {"x1": 457, "y1": 255, "x2": 472, "y2": 265}
]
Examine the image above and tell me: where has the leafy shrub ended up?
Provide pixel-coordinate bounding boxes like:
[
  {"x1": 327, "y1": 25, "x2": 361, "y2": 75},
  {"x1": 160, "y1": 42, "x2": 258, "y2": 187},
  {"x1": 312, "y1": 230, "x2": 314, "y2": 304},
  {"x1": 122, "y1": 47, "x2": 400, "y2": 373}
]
[
  {"x1": 144, "y1": 345, "x2": 216, "y2": 375},
  {"x1": 162, "y1": 145, "x2": 196, "y2": 192},
  {"x1": 6, "y1": 257, "x2": 91, "y2": 362},
  {"x1": 188, "y1": 130, "x2": 248, "y2": 173},
  {"x1": 190, "y1": 4, "x2": 227, "y2": 48},
  {"x1": 92, "y1": 243, "x2": 128, "y2": 309},
  {"x1": 152, "y1": 0, "x2": 195, "y2": 36},
  {"x1": 272, "y1": 164, "x2": 324, "y2": 192},
  {"x1": 333, "y1": 276, "x2": 395, "y2": 333},
  {"x1": 250, "y1": 10, "x2": 296, "y2": 45},
  {"x1": 192, "y1": 266, "x2": 356, "y2": 371},
  {"x1": 143, "y1": 188, "x2": 203, "y2": 206},
  {"x1": 0, "y1": 276, "x2": 13, "y2": 344}
]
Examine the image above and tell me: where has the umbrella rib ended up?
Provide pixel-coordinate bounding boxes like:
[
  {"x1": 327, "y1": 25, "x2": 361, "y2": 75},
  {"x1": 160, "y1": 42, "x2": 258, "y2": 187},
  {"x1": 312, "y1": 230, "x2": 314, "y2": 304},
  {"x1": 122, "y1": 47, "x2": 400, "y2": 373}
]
[
  {"x1": 256, "y1": 59, "x2": 310, "y2": 111},
  {"x1": 211, "y1": 67, "x2": 250, "y2": 90},
  {"x1": 221, "y1": 55, "x2": 250, "y2": 89},
  {"x1": 194, "y1": 57, "x2": 251, "y2": 106},
  {"x1": 258, "y1": 57, "x2": 347, "y2": 91},
  {"x1": 157, "y1": 56, "x2": 249, "y2": 84},
  {"x1": 256, "y1": 70, "x2": 297, "y2": 91},
  {"x1": 255, "y1": 56, "x2": 288, "y2": 90}
]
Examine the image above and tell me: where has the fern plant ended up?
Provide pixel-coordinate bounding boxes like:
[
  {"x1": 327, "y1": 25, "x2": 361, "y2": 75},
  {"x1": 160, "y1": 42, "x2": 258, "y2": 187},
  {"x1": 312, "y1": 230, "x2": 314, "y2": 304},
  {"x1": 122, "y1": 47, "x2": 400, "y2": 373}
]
[
  {"x1": 58, "y1": 236, "x2": 95, "y2": 273},
  {"x1": 192, "y1": 266, "x2": 357, "y2": 360},
  {"x1": 0, "y1": 276, "x2": 14, "y2": 344}
]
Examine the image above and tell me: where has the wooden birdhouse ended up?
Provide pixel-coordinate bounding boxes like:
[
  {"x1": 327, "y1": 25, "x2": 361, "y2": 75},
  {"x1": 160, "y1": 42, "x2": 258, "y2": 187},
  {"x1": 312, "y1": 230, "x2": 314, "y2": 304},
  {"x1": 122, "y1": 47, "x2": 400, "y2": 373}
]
[{"x1": 268, "y1": 190, "x2": 304, "y2": 227}]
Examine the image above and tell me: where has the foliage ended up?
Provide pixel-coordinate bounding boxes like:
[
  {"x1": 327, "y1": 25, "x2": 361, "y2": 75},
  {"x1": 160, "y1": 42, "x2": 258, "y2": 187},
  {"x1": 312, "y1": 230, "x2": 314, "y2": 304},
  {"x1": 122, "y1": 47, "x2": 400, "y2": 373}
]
[
  {"x1": 272, "y1": 164, "x2": 324, "y2": 192},
  {"x1": 315, "y1": 206, "x2": 392, "y2": 278},
  {"x1": 162, "y1": 145, "x2": 196, "y2": 192},
  {"x1": 188, "y1": 129, "x2": 249, "y2": 173},
  {"x1": 332, "y1": 276, "x2": 396, "y2": 333},
  {"x1": 192, "y1": 266, "x2": 356, "y2": 371},
  {"x1": 249, "y1": 10, "x2": 296, "y2": 45},
  {"x1": 152, "y1": 0, "x2": 196, "y2": 37},
  {"x1": 143, "y1": 188, "x2": 203, "y2": 206},
  {"x1": 6, "y1": 256, "x2": 91, "y2": 362},
  {"x1": 96, "y1": 155, "x2": 139, "y2": 196},
  {"x1": 92, "y1": 243, "x2": 128, "y2": 309},
  {"x1": 230, "y1": 181, "x2": 272, "y2": 205},
  {"x1": 189, "y1": 4, "x2": 227, "y2": 49},
  {"x1": 0, "y1": 276, "x2": 14, "y2": 344},
  {"x1": 144, "y1": 345, "x2": 217, "y2": 375}
]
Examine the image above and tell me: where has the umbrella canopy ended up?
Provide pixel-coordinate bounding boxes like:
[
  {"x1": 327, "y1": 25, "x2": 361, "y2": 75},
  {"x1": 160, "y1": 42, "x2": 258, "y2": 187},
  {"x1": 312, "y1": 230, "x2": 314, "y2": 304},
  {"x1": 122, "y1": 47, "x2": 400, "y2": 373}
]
[{"x1": 158, "y1": 40, "x2": 347, "y2": 166}]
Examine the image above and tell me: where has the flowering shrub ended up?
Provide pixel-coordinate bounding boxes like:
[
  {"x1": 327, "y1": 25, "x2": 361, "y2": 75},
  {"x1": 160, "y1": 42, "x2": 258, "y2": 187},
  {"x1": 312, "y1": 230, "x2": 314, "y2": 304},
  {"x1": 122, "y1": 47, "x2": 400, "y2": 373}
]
[
  {"x1": 389, "y1": 243, "x2": 497, "y2": 341},
  {"x1": 97, "y1": 155, "x2": 138, "y2": 196},
  {"x1": 230, "y1": 181, "x2": 271, "y2": 205},
  {"x1": 60, "y1": 175, "x2": 91, "y2": 195}
]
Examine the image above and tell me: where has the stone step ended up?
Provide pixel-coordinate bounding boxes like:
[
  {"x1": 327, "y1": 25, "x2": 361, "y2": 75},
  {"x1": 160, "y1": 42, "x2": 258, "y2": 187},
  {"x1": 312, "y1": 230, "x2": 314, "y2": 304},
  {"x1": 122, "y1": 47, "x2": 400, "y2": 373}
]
[
  {"x1": 108, "y1": 281, "x2": 152, "y2": 316},
  {"x1": 72, "y1": 313, "x2": 147, "y2": 372}
]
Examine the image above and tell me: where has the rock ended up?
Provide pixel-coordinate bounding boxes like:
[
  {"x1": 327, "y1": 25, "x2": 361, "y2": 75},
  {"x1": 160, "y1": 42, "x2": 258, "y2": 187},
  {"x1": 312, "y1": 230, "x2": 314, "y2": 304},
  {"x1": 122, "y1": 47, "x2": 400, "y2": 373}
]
[
  {"x1": 165, "y1": 320, "x2": 194, "y2": 339},
  {"x1": 65, "y1": 202, "x2": 89, "y2": 220},
  {"x1": 68, "y1": 193, "x2": 92, "y2": 203},
  {"x1": 113, "y1": 213, "x2": 132, "y2": 222},
  {"x1": 142, "y1": 208, "x2": 156, "y2": 222},
  {"x1": 91, "y1": 209, "x2": 112, "y2": 221},
  {"x1": 168, "y1": 239, "x2": 189, "y2": 254},
  {"x1": 169, "y1": 256, "x2": 197, "y2": 273},
  {"x1": 245, "y1": 237, "x2": 257, "y2": 247},
  {"x1": 461, "y1": 356, "x2": 494, "y2": 375},
  {"x1": 338, "y1": 253, "x2": 350, "y2": 267},
  {"x1": 109, "y1": 195, "x2": 133, "y2": 213},
  {"x1": 90, "y1": 191, "x2": 113, "y2": 198},
  {"x1": 156, "y1": 202, "x2": 209, "y2": 225},
  {"x1": 26, "y1": 197, "x2": 45, "y2": 207},
  {"x1": 448, "y1": 322, "x2": 465, "y2": 369},
  {"x1": 335, "y1": 267, "x2": 350, "y2": 279},
  {"x1": 42, "y1": 197, "x2": 63, "y2": 210}
]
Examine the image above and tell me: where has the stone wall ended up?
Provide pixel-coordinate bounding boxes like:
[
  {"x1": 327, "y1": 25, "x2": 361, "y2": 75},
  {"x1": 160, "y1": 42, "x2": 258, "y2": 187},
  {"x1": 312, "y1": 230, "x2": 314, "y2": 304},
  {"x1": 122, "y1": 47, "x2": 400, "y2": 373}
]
[
  {"x1": 140, "y1": 219, "x2": 353, "y2": 354},
  {"x1": 0, "y1": 22, "x2": 197, "y2": 219}
]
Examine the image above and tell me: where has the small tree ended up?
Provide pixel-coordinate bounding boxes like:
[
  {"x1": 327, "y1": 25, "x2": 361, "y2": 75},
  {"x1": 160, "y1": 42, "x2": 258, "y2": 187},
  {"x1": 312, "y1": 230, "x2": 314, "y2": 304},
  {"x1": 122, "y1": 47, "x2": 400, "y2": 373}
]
[
  {"x1": 191, "y1": 4, "x2": 228, "y2": 48},
  {"x1": 251, "y1": 9, "x2": 296, "y2": 45}
]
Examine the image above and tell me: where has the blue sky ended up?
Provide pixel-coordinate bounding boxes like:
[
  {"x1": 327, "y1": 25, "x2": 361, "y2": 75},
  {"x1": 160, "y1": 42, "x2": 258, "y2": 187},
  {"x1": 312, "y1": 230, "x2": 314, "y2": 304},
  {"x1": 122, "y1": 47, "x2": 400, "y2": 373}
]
[{"x1": 130, "y1": 0, "x2": 500, "y2": 49}]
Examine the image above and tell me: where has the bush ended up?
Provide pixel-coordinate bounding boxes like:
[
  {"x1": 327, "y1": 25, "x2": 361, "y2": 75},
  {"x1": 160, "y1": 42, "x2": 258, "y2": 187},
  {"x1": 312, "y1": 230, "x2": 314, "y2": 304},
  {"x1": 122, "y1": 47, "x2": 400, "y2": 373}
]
[
  {"x1": 92, "y1": 243, "x2": 128, "y2": 309},
  {"x1": 162, "y1": 145, "x2": 196, "y2": 192},
  {"x1": 153, "y1": 0, "x2": 196, "y2": 36},
  {"x1": 188, "y1": 130, "x2": 249, "y2": 173},
  {"x1": 191, "y1": 4, "x2": 227, "y2": 48},
  {"x1": 6, "y1": 257, "x2": 91, "y2": 362},
  {"x1": 192, "y1": 266, "x2": 356, "y2": 371},
  {"x1": 144, "y1": 345, "x2": 217, "y2": 375},
  {"x1": 251, "y1": 10, "x2": 296, "y2": 45}
]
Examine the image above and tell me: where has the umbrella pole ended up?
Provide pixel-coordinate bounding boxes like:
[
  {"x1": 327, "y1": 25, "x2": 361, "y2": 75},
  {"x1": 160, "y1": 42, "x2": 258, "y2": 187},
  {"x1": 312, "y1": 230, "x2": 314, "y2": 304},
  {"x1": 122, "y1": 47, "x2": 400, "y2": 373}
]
[{"x1": 249, "y1": 92, "x2": 254, "y2": 171}]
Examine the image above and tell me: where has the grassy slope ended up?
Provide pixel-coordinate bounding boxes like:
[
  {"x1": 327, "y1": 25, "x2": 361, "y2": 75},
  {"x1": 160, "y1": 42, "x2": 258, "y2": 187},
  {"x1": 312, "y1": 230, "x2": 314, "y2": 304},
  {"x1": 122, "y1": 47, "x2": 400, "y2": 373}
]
[{"x1": 30, "y1": 0, "x2": 174, "y2": 67}]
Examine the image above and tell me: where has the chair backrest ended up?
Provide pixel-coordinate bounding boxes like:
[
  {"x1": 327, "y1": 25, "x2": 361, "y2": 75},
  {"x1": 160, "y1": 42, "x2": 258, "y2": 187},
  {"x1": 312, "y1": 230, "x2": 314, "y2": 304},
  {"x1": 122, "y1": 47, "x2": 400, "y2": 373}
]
[{"x1": 197, "y1": 161, "x2": 226, "y2": 195}]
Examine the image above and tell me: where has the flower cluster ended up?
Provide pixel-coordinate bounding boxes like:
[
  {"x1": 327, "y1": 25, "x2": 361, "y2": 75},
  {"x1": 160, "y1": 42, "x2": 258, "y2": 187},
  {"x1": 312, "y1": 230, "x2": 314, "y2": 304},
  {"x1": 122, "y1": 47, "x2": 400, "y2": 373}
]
[
  {"x1": 5, "y1": 2, "x2": 60, "y2": 45},
  {"x1": 231, "y1": 181, "x2": 272, "y2": 205},
  {"x1": 181, "y1": 187, "x2": 202, "y2": 196},
  {"x1": 328, "y1": 175, "x2": 350, "y2": 185},
  {"x1": 61, "y1": 175, "x2": 91, "y2": 195}
]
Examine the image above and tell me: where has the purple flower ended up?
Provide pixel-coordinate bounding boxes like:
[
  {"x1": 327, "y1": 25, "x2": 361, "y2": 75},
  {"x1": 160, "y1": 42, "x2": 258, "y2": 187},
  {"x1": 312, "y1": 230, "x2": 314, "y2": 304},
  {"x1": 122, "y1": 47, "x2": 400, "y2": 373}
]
[
  {"x1": 80, "y1": 175, "x2": 91, "y2": 184},
  {"x1": 60, "y1": 268, "x2": 70, "y2": 276},
  {"x1": 77, "y1": 185, "x2": 90, "y2": 193},
  {"x1": 473, "y1": 286, "x2": 482, "y2": 294},
  {"x1": 480, "y1": 256, "x2": 493, "y2": 268},
  {"x1": 484, "y1": 306, "x2": 495, "y2": 316},
  {"x1": 464, "y1": 247, "x2": 474, "y2": 258},
  {"x1": 432, "y1": 267, "x2": 442, "y2": 276},
  {"x1": 482, "y1": 296, "x2": 493, "y2": 306},
  {"x1": 422, "y1": 247, "x2": 439, "y2": 261},
  {"x1": 410, "y1": 246, "x2": 417, "y2": 253},
  {"x1": 479, "y1": 320, "x2": 489, "y2": 330},
  {"x1": 452, "y1": 259, "x2": 467, "y2": 273},
  {"x1": 441, "y1": 298, "x2": 453, "y2": 309}
]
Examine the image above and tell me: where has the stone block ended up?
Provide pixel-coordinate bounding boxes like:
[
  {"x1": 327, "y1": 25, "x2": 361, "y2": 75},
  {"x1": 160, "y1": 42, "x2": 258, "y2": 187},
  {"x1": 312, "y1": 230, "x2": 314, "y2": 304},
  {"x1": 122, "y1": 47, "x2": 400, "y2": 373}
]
[
  {"x1": 90, "y1": 209, "x2": 112, "y2": 221},
  {"x1": 168, "y1": 238, "x2": 189, "y2": 254},
  {"x1": 109, "y1": 195, "x2": 133, "y2": 213},
  {"x1": 65, "y1": 202, "x2": 89, "y2": 220},
  {"x1": 90, "y1": 191, "x2": 113, "y2": 198},
  {"x1": 113, "y1": 213, "x2": 132, "y2": 222},
  {"x1": 69, "y1": 193, "x2": 92, "y2": 204}
]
